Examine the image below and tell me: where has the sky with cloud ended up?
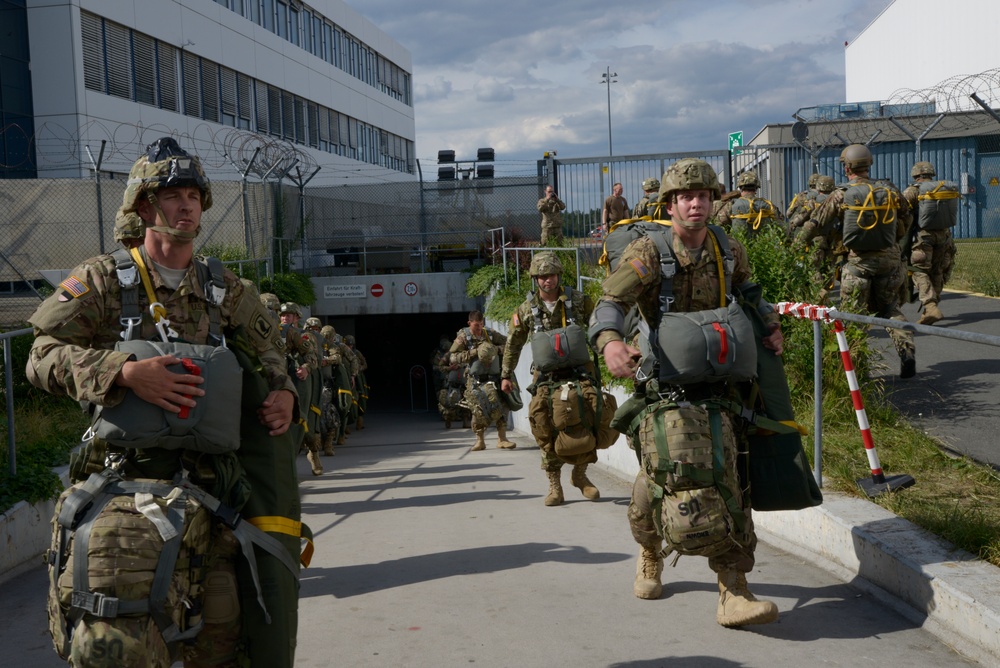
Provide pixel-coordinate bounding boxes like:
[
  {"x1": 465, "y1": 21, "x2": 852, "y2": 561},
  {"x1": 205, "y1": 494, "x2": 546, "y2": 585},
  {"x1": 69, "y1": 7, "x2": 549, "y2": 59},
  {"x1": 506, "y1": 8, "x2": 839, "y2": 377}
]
[{"x1": 359, "y1": 0, "x2": 893, "y2": 173}]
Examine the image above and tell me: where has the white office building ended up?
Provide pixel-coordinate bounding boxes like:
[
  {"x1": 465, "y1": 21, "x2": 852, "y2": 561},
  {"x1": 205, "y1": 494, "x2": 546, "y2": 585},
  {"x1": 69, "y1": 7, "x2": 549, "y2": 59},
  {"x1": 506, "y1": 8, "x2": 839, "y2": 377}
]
[{"x1": 14, "y1": 0, "x2": 415, "y2": 183}]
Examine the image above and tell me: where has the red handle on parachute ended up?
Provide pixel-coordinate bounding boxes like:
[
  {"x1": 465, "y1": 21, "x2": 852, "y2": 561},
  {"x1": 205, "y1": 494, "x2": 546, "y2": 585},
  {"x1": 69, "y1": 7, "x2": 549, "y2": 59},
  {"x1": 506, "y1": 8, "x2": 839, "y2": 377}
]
[
  {"x1": 712, "y1": 323, "x2": 729, "y2": 365},
  {"x1": 177, "y1": 358, "x2": 201, "y2": 419}
]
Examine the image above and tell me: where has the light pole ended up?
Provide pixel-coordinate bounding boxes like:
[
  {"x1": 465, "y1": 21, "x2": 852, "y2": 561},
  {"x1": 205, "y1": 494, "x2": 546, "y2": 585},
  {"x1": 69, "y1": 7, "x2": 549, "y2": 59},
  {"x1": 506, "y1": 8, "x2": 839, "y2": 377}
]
[{"x1": 601, "y1": 66, "x2": 617, "y2": 182}]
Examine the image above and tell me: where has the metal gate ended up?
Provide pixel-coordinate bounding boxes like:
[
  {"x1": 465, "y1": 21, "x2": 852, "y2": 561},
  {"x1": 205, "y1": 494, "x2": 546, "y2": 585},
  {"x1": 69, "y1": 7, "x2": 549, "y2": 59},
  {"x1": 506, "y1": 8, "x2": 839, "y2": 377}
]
[{"x1": 540, "y1": 151, "x2": 732, "y2": 239}]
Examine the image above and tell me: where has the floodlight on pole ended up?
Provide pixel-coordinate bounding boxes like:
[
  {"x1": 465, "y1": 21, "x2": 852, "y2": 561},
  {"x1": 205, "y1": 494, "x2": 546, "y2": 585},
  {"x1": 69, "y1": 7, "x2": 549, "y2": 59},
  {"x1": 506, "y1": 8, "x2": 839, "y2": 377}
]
[{"x1": 601, "y1": 66, "x2": 618, "y2": 182}]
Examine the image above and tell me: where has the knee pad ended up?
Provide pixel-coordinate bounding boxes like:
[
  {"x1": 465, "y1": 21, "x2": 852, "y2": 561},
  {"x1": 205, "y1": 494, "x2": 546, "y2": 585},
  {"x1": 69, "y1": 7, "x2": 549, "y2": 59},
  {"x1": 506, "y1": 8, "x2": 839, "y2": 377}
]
[{"x1": 202, "y1": 569, "x2": 241, "y2": 625}]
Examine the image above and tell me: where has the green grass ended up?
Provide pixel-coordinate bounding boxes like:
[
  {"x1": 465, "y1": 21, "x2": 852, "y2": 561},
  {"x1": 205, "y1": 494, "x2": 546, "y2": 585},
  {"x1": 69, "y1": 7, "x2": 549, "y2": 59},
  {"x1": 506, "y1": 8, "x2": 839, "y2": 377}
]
[{"x1": 950, "y1": 238, "x2": 1000, "y2": 296}]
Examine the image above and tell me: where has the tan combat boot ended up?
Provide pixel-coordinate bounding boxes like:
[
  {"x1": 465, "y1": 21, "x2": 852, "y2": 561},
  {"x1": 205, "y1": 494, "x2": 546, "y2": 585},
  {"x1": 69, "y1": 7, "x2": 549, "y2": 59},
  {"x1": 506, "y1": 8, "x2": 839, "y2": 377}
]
[
  {"x1": 305, "y1": 435, "x2": 323, "y2": 476},
  {"x1": 321, "y1": 431, "x2": 335, "y2": 456},
  {"x1": 716, "y1": 570, "x2": 778, "y2": 627},
  {"x1": 544, "y1": 470, "x2": 564, "y2": 507},
  {"x1": 571, "y1": 464, "x2": 600, "y2": 500},
  {"x1": 634, "y1": 543, "x2": 663, "y2": 600},
  {"x1": 356, "y1": 416, "x2": 365, "y2": 430},
  {"x1": 471, "y1": 429, "x2": 486, "y2": 451},
  {"x1": 918, "y1": 302, "x2": 943, "y2": 326},
  {"x1": 496, "y1": 423, "x2": 516, "y2": 449}
]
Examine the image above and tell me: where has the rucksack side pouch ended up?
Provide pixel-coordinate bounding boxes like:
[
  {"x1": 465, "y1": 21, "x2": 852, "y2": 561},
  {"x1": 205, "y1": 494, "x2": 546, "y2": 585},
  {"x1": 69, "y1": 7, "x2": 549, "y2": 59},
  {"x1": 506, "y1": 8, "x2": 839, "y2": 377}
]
[
  {"x1": 656, "y1": 300, "x2": 757, "y2": 384},
  {"x1": 91, "y1": 341, "x2": 242, "y2": 454}
]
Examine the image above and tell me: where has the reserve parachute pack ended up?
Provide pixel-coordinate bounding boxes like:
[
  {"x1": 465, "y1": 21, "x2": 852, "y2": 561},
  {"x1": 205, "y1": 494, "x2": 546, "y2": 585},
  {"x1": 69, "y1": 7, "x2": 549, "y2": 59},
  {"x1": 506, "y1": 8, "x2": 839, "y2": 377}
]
[
  {"x1": 916, "y1": 180, "x2": 960, "y2": 230},
  {"x1": 632, "y1": 399, "x2": 745, "y2": 559},
  {"x1": 529, "y1": 287, "x2": 592, "y2": 373},
  {"x1": 529, "y1": 378, "x2": 619, "y2": 458},
  {"x1": 601, "y1": 221, "x2": 756, "y2": 385},
  {"x1": 842, "y1": 180, "x2": 900, "y2": 251},
  {"x1": 729, "y1": 196, "x2": 779, "y2": 234}
]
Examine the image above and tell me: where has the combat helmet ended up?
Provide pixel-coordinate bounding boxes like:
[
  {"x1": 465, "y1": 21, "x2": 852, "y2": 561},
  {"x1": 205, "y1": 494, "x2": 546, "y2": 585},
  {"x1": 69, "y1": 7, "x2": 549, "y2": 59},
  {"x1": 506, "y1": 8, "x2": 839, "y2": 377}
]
[
  {"x1": 259, "y1": 292, "x2": 280, "y2": 312},
  {"x1": 840, "y1": 144, "x2": 873, "y2": 171},
  {"x1": 807, "y1": 173, "x2": 820, "y2": 189},
  {"x1": 305, "y1": 317, "x2": 322, "y2": 330},
  {"x1": 912, "y1": 161, "x2": 936, "y2": 179},
  {"x1": 815, "y1": 175, "x2": 836, "y2": 193},
  {"x1": 736, "y1": 171, "x2": 760, "y2": 189},
  {"x1": 477, "y1": 341, "x2": 498, "y2": 366},
  {"x1": 344, "y1": 335, "x2": 356, "y2": 346},
  {"x1": 320, "y1": 325, "x2": 336, "y2": 341},
  {"x1": 642, "y1": 177, "x2": 661, "y2": 192},
  {"x1": 529, "y1": 251, "x2": 563, "y2": 277},
  {"x1": 280, "y1": 302, "x2": 301, "y2": 318},
  {"x1": 658, "y1": 158, "x2": 722, "y2": 203},
  {"x1": 117, "y1": 137, "x2": 212, "y2": 241},
  {"x1": 113, "y1": 210, "x2": 145, "y2": 245}
]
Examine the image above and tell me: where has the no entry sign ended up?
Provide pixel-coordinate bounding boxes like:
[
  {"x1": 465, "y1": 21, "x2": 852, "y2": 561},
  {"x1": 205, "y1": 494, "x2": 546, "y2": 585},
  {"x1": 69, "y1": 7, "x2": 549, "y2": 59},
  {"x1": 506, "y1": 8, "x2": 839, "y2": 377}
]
[{"x1": 370, "y1": 283, "x2": 384, "y2": 297}]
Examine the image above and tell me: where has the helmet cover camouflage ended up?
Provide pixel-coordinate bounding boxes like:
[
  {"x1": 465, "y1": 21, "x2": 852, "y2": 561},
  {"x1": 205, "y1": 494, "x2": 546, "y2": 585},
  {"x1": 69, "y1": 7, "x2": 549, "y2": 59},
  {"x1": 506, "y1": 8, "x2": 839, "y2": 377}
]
[
  {"x1": 259, "y1": 293, "x2": 280, "y2": 311},
  {"x1": 807, "y1": 173, "x2": 820, "y2": 189},
  {"x1": 815, "y1": 175, "x2": 836, "y2": 193},
  {"x1": 642, "y1": 177, "x2": 661, "y2": 192},
  {"x1": 279, "y1": 302, "x2": 301, "y2": 317},
  {"x1": 113, "y1": 210, "x2": 145, "y2": 243},
  {"x1": 840, "y1": 144, "x2": 873, "y2": 170},
  {"x1": 736, "y1": 171, "x2": 760, "y2": 189},
  {"x1": 477, "y1": 342, "x2": 498, "y2": 366},
  {"x1": 320, "y1": 325, "x2": 336, "y2": 342},
  {"x1": 344, "y1": 335, "x2": 356, "y2": 346},
  {"x1": 119, "y1": 137, "x2": 212, "y2": 216},
  {"x1": 911, "y1": 161, "x2": 936, "y2": 178},
  {"x1": 659, "y1": 158, "x2": 722, "y2": 202},
  {"x1": 529, "y1": 251, "x2": 563, "y2": 277},
  {"x1": 305, "y1": 317, "x2": 322, "y2": 329}
]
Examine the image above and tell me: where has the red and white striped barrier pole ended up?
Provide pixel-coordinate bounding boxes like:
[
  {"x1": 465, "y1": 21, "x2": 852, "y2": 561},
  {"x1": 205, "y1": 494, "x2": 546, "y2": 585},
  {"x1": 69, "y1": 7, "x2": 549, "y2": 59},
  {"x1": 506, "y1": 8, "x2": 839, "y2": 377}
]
[{"x1": 775, "y1": 302, "x2": 915, "y2": 497}]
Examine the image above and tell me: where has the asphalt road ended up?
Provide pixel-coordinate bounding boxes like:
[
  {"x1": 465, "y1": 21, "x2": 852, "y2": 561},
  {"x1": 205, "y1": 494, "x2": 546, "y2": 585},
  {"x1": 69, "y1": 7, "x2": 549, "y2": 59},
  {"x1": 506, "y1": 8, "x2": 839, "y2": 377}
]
[{"x1": 870, "y1": 290, "x2": 1000, "y2": 468}]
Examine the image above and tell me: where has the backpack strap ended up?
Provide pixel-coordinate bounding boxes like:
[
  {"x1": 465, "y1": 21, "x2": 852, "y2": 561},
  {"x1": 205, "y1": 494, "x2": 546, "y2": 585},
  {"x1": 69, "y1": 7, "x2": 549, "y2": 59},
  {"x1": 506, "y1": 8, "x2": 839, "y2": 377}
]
[
  {"x1": 111, "y1": 248, "x2": 142, "y2": 341},
  {"x1": 195, "y1": 256, "x2": 226, "y2": 347}
]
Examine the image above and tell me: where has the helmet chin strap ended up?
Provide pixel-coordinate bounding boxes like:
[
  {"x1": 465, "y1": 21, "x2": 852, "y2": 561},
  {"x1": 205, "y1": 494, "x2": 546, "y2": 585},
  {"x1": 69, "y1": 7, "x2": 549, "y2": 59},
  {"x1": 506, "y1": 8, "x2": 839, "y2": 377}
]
[{"x1": 674, "y1": 218, "x2": 708, "y2": 230}]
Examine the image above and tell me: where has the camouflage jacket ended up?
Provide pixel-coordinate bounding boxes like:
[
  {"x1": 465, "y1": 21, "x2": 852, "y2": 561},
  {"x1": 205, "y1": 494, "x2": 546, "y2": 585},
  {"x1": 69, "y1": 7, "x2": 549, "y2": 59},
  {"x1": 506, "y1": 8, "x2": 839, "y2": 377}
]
[
  {"x1": 785, "y1": 188, "x2": 817, "y2": 224},
  {"x1": 281, "y1": 323, "x2": 318, "y2": 372},
  {"x1": 593, "y1": 231, "x2": 779, "y2": 354},
  {"x1": 537, "y1": 196, "x2": 566, "y2": 227},
  {"x1": 501, "y1": 287, "x2": 594, "y2": 379},
  {"x1": 449, "y1": 326, "x2": 507, "y2": 366},
  {"x1": 351, "y1": 347, "x2": 368, "y2": 373},
  {"x1": 27, "y1": 250, "x2": 295, "y2": 406}
]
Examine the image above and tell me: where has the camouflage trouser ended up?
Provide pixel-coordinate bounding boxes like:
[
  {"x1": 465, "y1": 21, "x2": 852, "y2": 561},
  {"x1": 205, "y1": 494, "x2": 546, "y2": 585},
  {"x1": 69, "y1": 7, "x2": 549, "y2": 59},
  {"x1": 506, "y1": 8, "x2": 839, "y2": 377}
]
[
  {"x1": 910, "y1": 228, "x2": 956, "y2": 306},
  {"x1": 626, "y1": 411, "x2": 756, "y2": 573},
  {"x1": 841, "y1": 249, "x2": 915, "y2": 359},
  {"x1": 183, "y1": 525, "x2": 242, "y2": 668},
  {"x1": 527, "y1": 389, "x2": 597, "y2": 472},
  {"x1": 540, "y1": 223, "x2": 563, "y2": 245}
]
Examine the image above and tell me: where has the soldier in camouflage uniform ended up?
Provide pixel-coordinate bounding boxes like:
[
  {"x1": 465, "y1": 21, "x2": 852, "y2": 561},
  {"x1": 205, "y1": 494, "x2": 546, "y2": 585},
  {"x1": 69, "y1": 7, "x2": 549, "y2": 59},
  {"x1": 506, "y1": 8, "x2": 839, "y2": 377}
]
[
  {"x1": 343, "y1": 335, "x2": 368, "y2": 430},
  {"x1": 790, "y1": 175, "x2": 840, "y2": 303},
  {"x1": 714, "y1": 170, "x2": 785, "y2": 236},
  {"x1": 798, "y1": 144, "x2": 915, "y2": 378},
  {"x1": 537, "y1": 185, "x2": 566, "y2": 245},
  {"x1": 26, "y1": 137, "x2": 299, "y2": 666},
  {"x1": 785, "y1": 173, "x2": 820, "y2": 234},
  {"x1": 449, "y1": 310, "x2": 514, "y2": 451},
  {"x1": 501, "y1": 252, "x2": 600, "y2": 506},
  {"x1": 632, "y1": 177, "x2": 662, "y2": 219},
  {"x1": 304, "y1": 317, "x2": 339, "y2": 456},
  {"x1": 279, "y1": 302, "x2": 323, "y2": 474},
  {"x1": 324, "y1": 325, "x2": 359, "y2": 445},
  {"x1": 902, "y1": 161, "x2": 957, "y2": 325},
  {"x1": 591, "y1": 158, "x2": 785, "y2": 628}
]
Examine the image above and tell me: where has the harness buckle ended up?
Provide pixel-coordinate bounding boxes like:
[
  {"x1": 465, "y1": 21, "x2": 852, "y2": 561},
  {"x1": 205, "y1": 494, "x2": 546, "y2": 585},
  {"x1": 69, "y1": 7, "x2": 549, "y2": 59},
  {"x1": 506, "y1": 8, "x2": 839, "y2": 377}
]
[
  {"x1": 119, "y1": 315, "x2": 142, "y2": 341},
  {"x1": 71, "y1": 591, "x2": 120, "y2": 618}
]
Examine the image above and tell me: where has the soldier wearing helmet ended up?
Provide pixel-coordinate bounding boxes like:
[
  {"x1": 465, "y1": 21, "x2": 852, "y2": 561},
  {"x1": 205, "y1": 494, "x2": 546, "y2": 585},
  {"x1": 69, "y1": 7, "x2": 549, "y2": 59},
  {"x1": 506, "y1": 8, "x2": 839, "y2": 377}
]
[
  {"x1": 449, "y1": 310, "x2": 512, "y2": 450},
  {"x1": 501, "y1": 250, "x2": 603, "y2": 506},
  {"x1": 25, "y1": 137, "x2": 299, "y2": 666},
  {"x1": 901, "y1": 161, "x2": 958, "y2": 326},
  {"x1": 591, "y1": 157, "x2": 788, "y2": 627},
  {"x1": 260, "y1": 292, "x2": 281, "y2": 322},
  {"x1": 715, "y1": 170, "x2": 785, "y2": 235},
  {"x1": 798, "y1": 144, "x2": 916, "y2": 377},
  {"x1": 342, "y1": 334, "x2": 369, "y2": 431},
  {"x1": 785, "y1": 173, "x2": 823, "y2": 234},
  {"x1": 633, "y1": 177, "x2": 663, "y2": 219},
  {"x1": 537, "y1": 184, "x2": 567, "y2": 245},
  {"x1": 279, "y1": 302, "x2": 323, "y2": 473}
]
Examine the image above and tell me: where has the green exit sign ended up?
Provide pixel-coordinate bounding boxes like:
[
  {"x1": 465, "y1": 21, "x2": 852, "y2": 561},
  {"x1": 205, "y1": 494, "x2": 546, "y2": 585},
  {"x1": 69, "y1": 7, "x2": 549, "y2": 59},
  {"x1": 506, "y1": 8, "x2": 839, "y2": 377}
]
[{"x1": 728, "y1": 131, "x2": 743, "y2": 155}]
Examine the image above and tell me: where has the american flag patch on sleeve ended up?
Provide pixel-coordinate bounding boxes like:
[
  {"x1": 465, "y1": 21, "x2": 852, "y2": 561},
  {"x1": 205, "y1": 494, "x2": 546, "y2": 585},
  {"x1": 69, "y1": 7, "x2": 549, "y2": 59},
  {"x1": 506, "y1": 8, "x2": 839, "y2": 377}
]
[
  {"x1": 628, "y1": 259, "x2": 650, "y2": 279},
  {"x1": 57, "y1": 275, "x2": 90, "y2": 301}
]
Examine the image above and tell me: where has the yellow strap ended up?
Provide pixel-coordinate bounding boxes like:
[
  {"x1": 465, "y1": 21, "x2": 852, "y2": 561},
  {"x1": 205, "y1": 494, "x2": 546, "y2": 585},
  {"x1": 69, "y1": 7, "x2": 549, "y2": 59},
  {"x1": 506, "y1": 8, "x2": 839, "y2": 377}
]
[
  {"x1": 310, "y1": 405, "x2": 322, "y2": 416},
  {"x1": 246, "y1": 516, "x2": 314, "y2": 567},
  {"x1": 918, "y1": 182, "x2": 961, "y2": 201},
  {"x1": 128, "y1": 247, "x2": 166, "y2": 323},
  {"x1": 844, "y1": 184, "x2": 897, "y2": 230},
  {"x1": 706, "y1": 231, "x2": 726, "y2": 307}
]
